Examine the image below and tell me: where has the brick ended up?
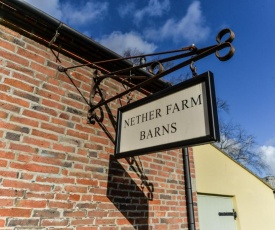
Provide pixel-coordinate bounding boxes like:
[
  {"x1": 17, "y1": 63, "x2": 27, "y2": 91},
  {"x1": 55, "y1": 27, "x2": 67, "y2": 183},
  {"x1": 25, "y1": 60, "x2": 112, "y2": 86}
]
[
  {"x1": 75, "y1": 124, "x2": 95, "y2": 135},
  {"x1": 0, "y1": 110, "x2": 8, "y2": 119},
  {"x1": 71, "y1": 219, "x2": 94, "y2": 226},
  {"x1": 17, "y1": 47, "x2": 45, "y2": 64},
  {"x1": 41, "y1": 219, "x2": 69, "y2": 227},
  {"x1": 69, "y1": 193, "x2": 80, "y2": 201},
  {"x1": 0, "y1": 121, "x2": 30, "y2": 133},
  {"x1": 0, "y1": 84, "x2": 11, "y2": 93},
  {"x1": 0, "y1": 170, "x2": 18, "y2": 178},
  {"x1": 10, "y1": 115, "x2": 39, "y2": 127},
  {"x1": 95, "y1": 218, "x2": 115, "y2": 225},
  {"x1": 0, "y1": 67, "x2": 11, "y2": 76},
  {"x1": 0, "y1": 198, "x2": 14, "y2": 206},
  {"x1": 48, "y1": 201, "x2": 74, "y2": 209},
  {"x1": 16, "y1": 199, "x2": 47, "y2": 208},
  {"x1": 32, "y1": 129, "x2": 58, "y2": 141},
  {"x1": 59, "y1": 113, "x2": 70, "y2": 120},
  {"x1": 67, "y1": 154, "x2": 88, "y2": 164},
  {"x1": 19, "y1": 172, "x2": 34, "y2": 180},
  {"x1": 0, "y1": 102, "x2": 21, "y2": 113},
  {"x1": 68, "y1": 171, "x2": 91, "y2": 179},
  {"x1": 42, "y1": 82, "x2": 65, "y2": 96},
  {"x1": 30, "y1": 62, "x2": 56, "y2": 77},
  {"x1": 2, "y1": 179, "x2": 52, "y2": 192},
  {"x1": 40, "y1": 149, "x2": 66, "y2": 160},
  {"x1": 90, "y1": 135, "x2": 109, "y2": 145},
  {"x1": 70, "y1": 71, "x2": 91, "y2": 84},
  {"x1": 55, "y1": 193, "x2": 69, "y2": 200},
  {"x1": 58, "y1": 73, "x2": 81, "y2": 88},
  {"x1": 75, "y1": 227, "x2": 97, "y2": 230},
  {"x1": 31, "y1": 105, "x2": 58, "y2": 117},
  {"x1": 36, "y1": 88, "x2": 61, "y2": 101},
  {"x1": 4, "y1": 78, "x2": 34, "y2": 93},
  {"x1": 63, "y1": 210, "x2": 86, "y2": 218},
  {"x1": 93, "y1": 195, "x2": 109, "y2": 203},
  {"x1": 66, "y1": 107, "x2": 83, "y2": 116},
  {"x1": 1, "y1": 50, "x2": 29, "y2": 66},
  {"x1": 41, "y1": 122, "x2": 65, "y2": 134},
  {"x1": 47, "y1": 77, "x2": 60, "y2": 86},
  {"x1": 41, "y1": 98, "x2": 65, "y2": 111},
  {"x1": 33, "y1": 209, "x2": 60, "y2": 218},
  {"x1": 10, "y1": 162, "x2": 60, "y2": 174},
  {"x1": 12, "y1": 71, "x2": 37, "y2": 84},
  {"x1": 22, "y1": 136, "x2": 51, "y2": 148},
  {"x1": 67, "y1": 129, "x2": 88, "y2": 140},
  {"x1": 13, "y1": 90, "x2": 40, "y2": 103},
  {"x1": 22, "y1": 109, "x2": 49, "y2": 122},
  {"x1": 34, "y1": 155, "x2": 72, "y2": 168},
  {"x1": 0, "y1": 159, "x2": 8, "y2": 167},
  {"x1": 0, "y1": 94, "x2": 30, "y2": 108},
  {"x1": 0, "y1": 38, "x2": 16, "y2": 51},
  {"x1": 0, "y1": 219, "x2": 5, "y2": 227},
  {"x1": 0, "y1": 208, "x2": 31, "y2": 217},
  {"x1": 62, "y1": 97, "x2": 84, "y2": 110},
  {"x1": 60, "y1": 137, "x2": 80, "y2": 147},
  {"x1": 64, "y1": 185, "x2": 87, "y2": 193},
  {"x1": 9, "y1": 143, "x2": 38, "y2": 154},
  {"x1": 26, "y1": 193, "x2": 54, "y2": 201},
  {"x1": 52, "y1": 143, "x2": 75, "y2": 153},
  {"x1": 0, "y1": 188, "x2": 24, "y2": 197},
  {"x1": 5, "y1": 132, "x2": 21, "y2": 141},
  {"x1": 13, "y1": 38, "x2": 25, "y2": 47},
  {"x1": 76, "y1": 178, "x2": 98, "y2": 186},
  {"x1": 25, "y1": 43, "x2": 51, "y2": 59},
  {"x1": 36, "y1": 176, "x2": 74, "y2": 184},
  {"x1": 7, "y1": 218, "x2": 39, "y2": 227}
]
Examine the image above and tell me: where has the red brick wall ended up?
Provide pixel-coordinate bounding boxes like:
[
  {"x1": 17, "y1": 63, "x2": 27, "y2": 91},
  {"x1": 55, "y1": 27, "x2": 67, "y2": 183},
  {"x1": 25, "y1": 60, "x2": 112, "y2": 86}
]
[{"x1": 0, "y1": 24, "x2": 198, "y2": 229}]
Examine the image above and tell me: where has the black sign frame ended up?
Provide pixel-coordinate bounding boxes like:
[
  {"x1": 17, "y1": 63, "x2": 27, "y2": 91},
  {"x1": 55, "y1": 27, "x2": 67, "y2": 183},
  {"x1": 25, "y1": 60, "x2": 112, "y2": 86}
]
[{"x1": 115, "y1": 71, "x2": 220, "y2": 159}]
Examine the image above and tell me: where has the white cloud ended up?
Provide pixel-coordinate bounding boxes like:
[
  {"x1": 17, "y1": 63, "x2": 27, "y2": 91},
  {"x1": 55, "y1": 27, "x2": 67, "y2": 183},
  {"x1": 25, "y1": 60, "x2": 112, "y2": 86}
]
[
  {"x1": 62, "y1": 1, "x2": 108, "y2": 26},
  {"x1": 23, "y1": 0, "x2": 62, "y2": 19},
  {"x1": 134, "y1": 0, "x2": 170, "y2": 23},
  {"x1": 23, "y1": 0, "x2": 108, "y2": 26},
  {"x1": 260, "y1": 145, "x2": 275, "y2": 175},
  {"x1": 98, "y1": 31, "x2": 157, "y2": 55},
  {"x1": 144, "y1": 1, "x2": 210, "y2": 43}
]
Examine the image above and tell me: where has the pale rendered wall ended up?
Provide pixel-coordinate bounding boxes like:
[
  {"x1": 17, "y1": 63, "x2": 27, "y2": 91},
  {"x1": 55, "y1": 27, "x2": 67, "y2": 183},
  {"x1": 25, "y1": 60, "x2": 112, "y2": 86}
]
[{"x1": 193, "y1": 144, "x2": 275, "y2": 230}]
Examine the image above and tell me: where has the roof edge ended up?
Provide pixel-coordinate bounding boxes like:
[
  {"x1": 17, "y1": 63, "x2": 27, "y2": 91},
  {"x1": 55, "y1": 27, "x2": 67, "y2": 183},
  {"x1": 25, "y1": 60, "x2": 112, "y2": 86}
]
[
  {"x1": 0, "y1": 0, "x2": 170, "y2": 92},
  {"x1": 210, "y1": 143, "x2": 274, "y2": 191}
]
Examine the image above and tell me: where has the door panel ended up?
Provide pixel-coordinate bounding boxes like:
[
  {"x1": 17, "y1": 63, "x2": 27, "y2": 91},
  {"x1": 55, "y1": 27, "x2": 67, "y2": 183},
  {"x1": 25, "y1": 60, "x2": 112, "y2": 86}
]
[{"x1": 197, "y1": 195, "x2": 237, "y2": 230}]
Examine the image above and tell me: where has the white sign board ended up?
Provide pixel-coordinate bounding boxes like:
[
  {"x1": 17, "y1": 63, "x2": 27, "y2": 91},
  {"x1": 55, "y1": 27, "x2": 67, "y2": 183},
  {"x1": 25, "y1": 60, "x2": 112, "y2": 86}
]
[{"x1": 115, "y1": 72, "x2": 219, "y2": 158}]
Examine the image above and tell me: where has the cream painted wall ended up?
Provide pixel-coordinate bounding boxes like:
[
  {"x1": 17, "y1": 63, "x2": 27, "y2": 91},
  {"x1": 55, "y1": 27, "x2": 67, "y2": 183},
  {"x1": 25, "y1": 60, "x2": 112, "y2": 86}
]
[{"x1": 193, "y1": 144, "x2": 275, "y2": 230}]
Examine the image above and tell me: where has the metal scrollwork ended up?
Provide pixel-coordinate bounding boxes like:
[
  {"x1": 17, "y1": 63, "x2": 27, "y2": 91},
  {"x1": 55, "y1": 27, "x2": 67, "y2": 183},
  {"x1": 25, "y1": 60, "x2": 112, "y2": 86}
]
[
  {"x1": 57, "y1": 28, "x2": 235, "y2": 127},
  {"x1": 215, "y1": 28, "x2": 235, "y2": 61},
  {"x1": 88, "y1": 73, "x2": 106, "y2": 124},
  {"x1": 148, "y1": 61, "x2": 165, "y2": 75}
]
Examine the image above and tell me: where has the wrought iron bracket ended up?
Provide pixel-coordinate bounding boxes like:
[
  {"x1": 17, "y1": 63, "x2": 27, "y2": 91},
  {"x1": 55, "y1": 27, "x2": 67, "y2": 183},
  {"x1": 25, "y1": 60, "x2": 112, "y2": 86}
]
[
  {"x1": 57, "y1": 28, "x2": 235, "y2": 124},
  {"x1": 49, "y1": 23, "x2": 63, "y2": 47}
]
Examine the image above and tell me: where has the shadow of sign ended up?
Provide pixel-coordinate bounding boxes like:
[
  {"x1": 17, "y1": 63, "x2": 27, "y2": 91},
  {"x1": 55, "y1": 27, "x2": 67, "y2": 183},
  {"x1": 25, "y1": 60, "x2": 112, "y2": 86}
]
[{"x1": 107, "y1": 155, "x2": 149, "y2": 229}]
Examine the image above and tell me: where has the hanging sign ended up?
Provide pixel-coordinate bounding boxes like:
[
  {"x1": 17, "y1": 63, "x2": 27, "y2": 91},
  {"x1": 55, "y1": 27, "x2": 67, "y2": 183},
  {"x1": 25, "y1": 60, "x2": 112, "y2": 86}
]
[{"x1": 115, "y1": 71, "x2": 219, "y2": 158}]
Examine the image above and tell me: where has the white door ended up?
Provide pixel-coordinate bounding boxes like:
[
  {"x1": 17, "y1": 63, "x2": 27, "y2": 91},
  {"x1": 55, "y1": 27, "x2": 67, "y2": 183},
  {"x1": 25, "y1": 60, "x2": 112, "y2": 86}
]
[{"x1": 197, "y1": 194, "x2": 237, "y2": 230}]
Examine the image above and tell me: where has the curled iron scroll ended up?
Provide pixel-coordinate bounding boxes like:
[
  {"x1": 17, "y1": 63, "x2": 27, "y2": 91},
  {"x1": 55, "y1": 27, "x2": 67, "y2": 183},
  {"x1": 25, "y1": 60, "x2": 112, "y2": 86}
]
[
  {"x1": 215, "y1": 28, "x2": 235, "y2": 61},
  {"x1": 148, "y1": 61, "x2": 165, "y2": 75},
  {"x1": 88, "y1": 77, "x2": 106, "y2": 123}
]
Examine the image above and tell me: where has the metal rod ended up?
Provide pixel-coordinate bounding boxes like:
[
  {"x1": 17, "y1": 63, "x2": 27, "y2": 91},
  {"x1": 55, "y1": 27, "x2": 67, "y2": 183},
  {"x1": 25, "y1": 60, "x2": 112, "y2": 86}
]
[
  {"x1": 61, "y1": 45, "x2": 196, "y2": 71},
  {"x1": 183, "y1": 147, "x2": 196, "y2": 230},
  {"x1": 90, "y1": 42, "x2": 228, "y2": 111}
]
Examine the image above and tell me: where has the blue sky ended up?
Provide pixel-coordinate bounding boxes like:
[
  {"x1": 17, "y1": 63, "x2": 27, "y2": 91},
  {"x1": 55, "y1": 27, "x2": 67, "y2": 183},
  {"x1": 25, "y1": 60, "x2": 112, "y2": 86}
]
[{"x1": 23, "y1": 0, "x2": 275, "y2": 175}]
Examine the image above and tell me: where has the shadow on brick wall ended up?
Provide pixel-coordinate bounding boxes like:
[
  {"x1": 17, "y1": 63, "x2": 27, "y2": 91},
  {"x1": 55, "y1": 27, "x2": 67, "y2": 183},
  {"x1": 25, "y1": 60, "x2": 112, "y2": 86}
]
[{"x1": 107, "y1": 155, "x2": 149, "y2": 229}]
